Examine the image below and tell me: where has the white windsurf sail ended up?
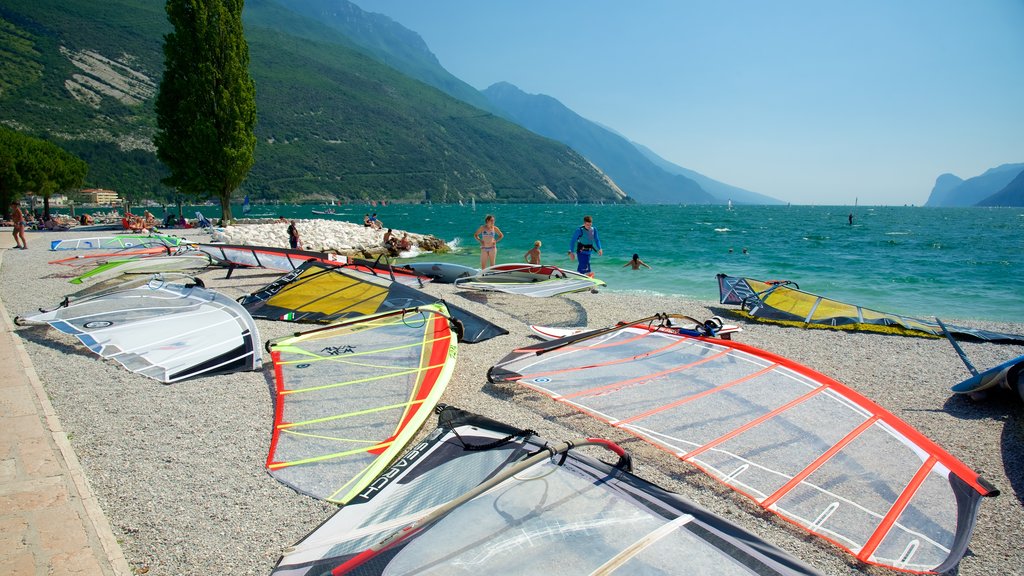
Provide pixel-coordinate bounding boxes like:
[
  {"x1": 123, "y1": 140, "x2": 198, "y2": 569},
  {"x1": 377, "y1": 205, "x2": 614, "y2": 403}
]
[
  {"x1": 273, "y1": 407, "x2": 821, "y2": 576},
  {"x1": 265, "y1": 304, "x2": 458, "y2": 504},
  {"x1": 455, "y1": 263, "x2": 604, "y2": 297},
  {"x1": 487, "y1": 314, "x2": 998, "y2": 574},
  {"x1": 17, "y1": 277, "x2": 261, "y2": 383},
  {"x1": 69, "y1": 253, "x2": 213, "y2": 284},
  {"x1": 49, "y1": 234, "x2": 184, "y2": 251}
]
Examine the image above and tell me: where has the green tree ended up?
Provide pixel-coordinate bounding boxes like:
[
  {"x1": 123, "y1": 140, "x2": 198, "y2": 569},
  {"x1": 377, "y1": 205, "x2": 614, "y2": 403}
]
[
  {"x1": 0, "y1": 127, "x2": 87, "y2": 219},
  {"x1": 154, "y1": 0, "x2": 256, "y2": 222}
]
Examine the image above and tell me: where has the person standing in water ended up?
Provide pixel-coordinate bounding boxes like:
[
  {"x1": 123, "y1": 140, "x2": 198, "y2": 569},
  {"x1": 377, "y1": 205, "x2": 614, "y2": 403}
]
[
  {"x1": 524, "y1": 240, "x2": 542, "y2": 265},
  {"x1": 623, "y1": 253, "x2": 651, "y2": 270},
  {"x1": 474, "y1": 214, "x2": 503, "y2": 268},
  {"x1": 568, "y1": 215, "x2": 602, "y2": 277}
]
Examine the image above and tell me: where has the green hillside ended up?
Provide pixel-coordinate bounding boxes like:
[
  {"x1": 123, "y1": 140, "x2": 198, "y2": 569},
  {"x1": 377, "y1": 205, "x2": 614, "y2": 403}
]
[{"x1": 0, "y1": 0, "x2": 628, "y2": 204}]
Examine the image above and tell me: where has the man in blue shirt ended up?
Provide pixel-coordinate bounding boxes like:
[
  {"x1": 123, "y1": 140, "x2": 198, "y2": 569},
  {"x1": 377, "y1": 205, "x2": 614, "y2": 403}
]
[{"x1": 568, "y1": 215, "x2": 602, "y2": 277}]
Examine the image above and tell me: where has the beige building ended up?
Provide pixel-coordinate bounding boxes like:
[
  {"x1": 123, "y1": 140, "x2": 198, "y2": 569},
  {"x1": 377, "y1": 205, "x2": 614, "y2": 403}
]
[{"x1": 80, "y1": 188, "x2": 121, "y2": 205}]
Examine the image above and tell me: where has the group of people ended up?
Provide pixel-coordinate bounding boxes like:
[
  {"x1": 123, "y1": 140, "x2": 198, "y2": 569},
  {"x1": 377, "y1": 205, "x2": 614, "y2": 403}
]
[
  {"x1": 474, "y1": 213, "x2": 650, "y2": 275},
  {"x1": 382, "y1": 228, "x2": 412, "y2": 253},
  {"x1": 363, "y1": 213, "x2": 383, "y2": 230}
]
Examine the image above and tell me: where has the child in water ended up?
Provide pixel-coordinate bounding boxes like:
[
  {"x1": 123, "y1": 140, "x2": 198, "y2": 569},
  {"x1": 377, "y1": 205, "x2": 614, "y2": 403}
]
[
  {"x1": 524, "y1": 240, "x2": 542, "y2": 265},
  {"x1": 623, "y1": 253, "x2": 651, "y2": 270}
]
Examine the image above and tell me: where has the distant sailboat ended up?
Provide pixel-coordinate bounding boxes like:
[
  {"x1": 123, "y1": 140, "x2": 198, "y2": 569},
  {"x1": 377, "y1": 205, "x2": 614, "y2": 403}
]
[
  {"x1": 471, "y1": 197, "x2": 476, "y2": 211},
  {"x1": 727, "y1": 199, "x2": 733, "y2": 211}
]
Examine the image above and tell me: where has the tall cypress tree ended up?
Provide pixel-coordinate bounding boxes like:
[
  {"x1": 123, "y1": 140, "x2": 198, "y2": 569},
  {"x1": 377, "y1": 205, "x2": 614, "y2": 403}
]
[{"x1": 154, "y1": 0, "x2": 256, "y2": 222}]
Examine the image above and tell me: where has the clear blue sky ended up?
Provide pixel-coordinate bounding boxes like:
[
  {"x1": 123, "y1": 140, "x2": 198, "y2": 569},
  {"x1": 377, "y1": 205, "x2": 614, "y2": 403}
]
[{"x1": 352, "y1": 0, "x2": 1024, "y2": 205}]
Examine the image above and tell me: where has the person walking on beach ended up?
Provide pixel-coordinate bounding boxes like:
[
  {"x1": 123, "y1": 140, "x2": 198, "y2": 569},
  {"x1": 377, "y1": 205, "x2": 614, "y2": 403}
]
[
  {"x1": 287, "y1": 220, "x2": 300, "y2": 249},
  {"x1": 524, "y1": 240, "x2": 542, "y2": 265},
  {"x1": 10, "y1": 201, "x2": 27, "y2": 249},
  {"x1": 623, "y1": 253, "x2": 651, "y2": 270},
  {"x1": 474, "y1": 214, "x2": 503, "y2": 269},
  {"x1": 568, "y1": 215, "x2": 602, "y2": 277}
]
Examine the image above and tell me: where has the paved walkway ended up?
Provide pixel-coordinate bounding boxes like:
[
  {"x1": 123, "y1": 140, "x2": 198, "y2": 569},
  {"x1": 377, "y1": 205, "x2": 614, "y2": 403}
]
[{"x1": 0, "y1": 232, "x2": 131, "y2": 575}]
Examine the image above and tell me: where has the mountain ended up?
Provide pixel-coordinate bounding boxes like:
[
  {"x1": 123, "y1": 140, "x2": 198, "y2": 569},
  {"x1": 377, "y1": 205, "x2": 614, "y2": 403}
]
[
  {"x1": 264, "y1": 0, "x2": 498, "y2": 114},
  {"x1": 482, "y1": 82, "x2": 716, "y2": 205},
  {"x1": 631, "y1": 143, "x2": 783, "y2": 205},
  {"x1": 0, "y1": 0, "x2": 628, "y2": 204},
  {"x1": 299, "y1": 2, "x2": 773, "y2": 205},
  {"x1": 924, "y1": 163, "x2": 1024, "y2": 207},
  {"x1": 927, "y1": 173, "x2": 964, "y2": 206},
  {"x1": 977, "y1": 169, "x2": 1024, "y2": 207}
]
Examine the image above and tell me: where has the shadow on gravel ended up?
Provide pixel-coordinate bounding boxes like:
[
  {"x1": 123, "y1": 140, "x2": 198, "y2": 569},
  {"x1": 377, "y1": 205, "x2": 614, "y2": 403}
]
[
  {"x1": 942, "y1": 392, "x2": 1024, "y2": 505},
  {"x1": 11, "y1": 324, "x2": 94, "y2": 358},
  {"x1": 457, "y1": 291, "x2": 587, "y2": 327}
]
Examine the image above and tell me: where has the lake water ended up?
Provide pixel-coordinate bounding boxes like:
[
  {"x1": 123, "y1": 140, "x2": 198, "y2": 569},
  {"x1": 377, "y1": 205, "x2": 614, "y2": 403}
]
[{"x1": 196, "y1": 203, "x2": 1024, "y2": 323}]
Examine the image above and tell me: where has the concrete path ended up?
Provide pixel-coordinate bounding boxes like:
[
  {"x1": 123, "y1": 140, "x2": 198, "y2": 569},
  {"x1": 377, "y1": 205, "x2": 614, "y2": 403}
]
[{"x1": 0, "y1": 230, "x2": 132, "y2": 575}]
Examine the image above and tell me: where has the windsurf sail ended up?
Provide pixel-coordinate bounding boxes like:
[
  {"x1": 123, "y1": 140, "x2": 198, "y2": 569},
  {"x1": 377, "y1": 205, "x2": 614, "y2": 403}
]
[
  {"x1": 195, "y1": 244, "x2": 427, "y2": 286},
  {"x1": 48, "y1": 245, "x2": 173, "y2": 265},
  {"x1": 402, "y1": 261, "x2": 478, "y2": 284},
  {"x1": 487, "y1": 314, "x2": 998, "y2": 574},
  {"x1": 69, "y1": 253, "x2": 213, "y2": 285},
  {"x1": 265, "y1": 305, "x2": 458, "y2": 504},
  {"x1": 195, "y1": 243, "x2": 347, "y2": 272},
  {"x1": 531, "y1": 315, "x2": 742, "y2": 341},
  {"x1": 242, "y1": 194, "x2": 251, "y2": 215},
  {"x1": 16, "y1": 277, "x2": 261, "y2": 383},
  {"x1": 273, "y1": 406, "x2": 821, "y2": 576},
  {"x1": 239, "y1": 260, "x2": 507, "y2": 343},
  {"x1": 49, "y1": 234, "x2": 185, "y2": 251},
  {"x1": 717, "y1": 274, "x2": 1024, "y2": 344},
  {"x1": 455, "y1": 263, "x2": 605, "y2": 297}
]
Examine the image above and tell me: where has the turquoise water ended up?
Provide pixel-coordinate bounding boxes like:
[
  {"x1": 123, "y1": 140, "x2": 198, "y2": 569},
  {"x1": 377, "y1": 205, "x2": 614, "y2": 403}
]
[{"x1": 193, "y1": 203, "x2": 1024, "y2": 323}]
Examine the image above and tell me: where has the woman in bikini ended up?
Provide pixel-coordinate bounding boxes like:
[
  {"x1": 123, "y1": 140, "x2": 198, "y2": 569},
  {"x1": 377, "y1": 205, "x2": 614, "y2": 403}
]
[{"x1": 473, "y1": 214, "x2": 504, "y2": 269}]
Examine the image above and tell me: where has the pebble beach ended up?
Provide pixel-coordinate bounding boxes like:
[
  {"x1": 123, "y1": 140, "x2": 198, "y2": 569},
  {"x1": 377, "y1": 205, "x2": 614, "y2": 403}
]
[{"x1": 2, "y1": 223, "x2": 1022, "y2": 576}]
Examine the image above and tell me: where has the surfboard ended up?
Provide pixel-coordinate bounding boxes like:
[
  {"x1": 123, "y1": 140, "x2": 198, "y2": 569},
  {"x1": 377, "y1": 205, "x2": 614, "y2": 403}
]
[
  {"x1": 950, "y1": 354, "x2": 1024, "y2": 400},
  {"x1": 403, "y1": 261, "x2": 478, "y2": 284},
  {"x1": 530, "y1": 316, "x2": 743, "y2": 341}
]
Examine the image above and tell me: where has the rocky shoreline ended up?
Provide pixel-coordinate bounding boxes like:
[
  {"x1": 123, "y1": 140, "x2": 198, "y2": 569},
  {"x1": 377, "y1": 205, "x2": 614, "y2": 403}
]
[{"x1": 213, "y1": 218, "x2": 448, "y2": 259}]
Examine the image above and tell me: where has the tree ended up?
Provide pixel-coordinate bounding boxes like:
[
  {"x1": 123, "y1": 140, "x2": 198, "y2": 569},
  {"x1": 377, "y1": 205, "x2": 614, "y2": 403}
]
[
  {"x1": 0, "y1": 127, "x2": 87, "y2": 219},
  {"x1": 154, "y1": 0, "x2": 256, "y2": 222}
]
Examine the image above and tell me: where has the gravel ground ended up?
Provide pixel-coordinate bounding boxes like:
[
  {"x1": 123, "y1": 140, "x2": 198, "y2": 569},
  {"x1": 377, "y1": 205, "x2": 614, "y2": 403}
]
[{"x1": 2, "y1": 228, "x2": 1022, "y2": 576}]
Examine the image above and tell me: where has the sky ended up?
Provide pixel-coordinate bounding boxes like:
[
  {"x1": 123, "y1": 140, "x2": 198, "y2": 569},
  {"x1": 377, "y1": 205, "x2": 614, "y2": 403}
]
[{"x1": 351, "y1": 0, "x2": 1024, "y2": 205}]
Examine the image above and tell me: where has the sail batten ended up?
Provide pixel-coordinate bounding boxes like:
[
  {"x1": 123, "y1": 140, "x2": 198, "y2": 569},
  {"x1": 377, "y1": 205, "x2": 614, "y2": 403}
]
[
  {"x1": 487, "y1": 314, "x2": 996, "y2": 574},
  {"x1": 265, "y1": 304, "x2": 458, "y2": 504},
  {"x1": 17, "y1": 277, "x2": 261, "y2": 383},
  {"x1": 718, "y1": 274, "x2": 1024, "y2": 343},
  {"x1": 272, "y1": 407, "x2": 823, "y2": 576}
]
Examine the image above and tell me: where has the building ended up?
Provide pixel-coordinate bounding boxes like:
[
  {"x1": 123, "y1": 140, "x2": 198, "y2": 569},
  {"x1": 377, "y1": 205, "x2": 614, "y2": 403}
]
[{"x1": 80, "y1": 188, "x2": 121, "y2": 205}]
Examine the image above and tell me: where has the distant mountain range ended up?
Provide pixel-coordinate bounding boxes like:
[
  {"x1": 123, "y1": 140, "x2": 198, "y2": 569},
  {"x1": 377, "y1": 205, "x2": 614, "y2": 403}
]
[
  {"x1": 925, "y1": 163, "x2": 1024, "y2": 207},
  {"x1": 0, "y1": 0, "x2": 627, "y2": 204},
  {"x1": 3, "y1": 0, "x2": 1013, "y2": 206},
  {"x1": 480, "y1": 82, "x2": 782, "y2": 205},
  {"x1": 260, "y1": 0, "x2": 777, "y2": 205},
  {"x1": 977, "y1": 169, "x2": 1024, "y2": 207}
]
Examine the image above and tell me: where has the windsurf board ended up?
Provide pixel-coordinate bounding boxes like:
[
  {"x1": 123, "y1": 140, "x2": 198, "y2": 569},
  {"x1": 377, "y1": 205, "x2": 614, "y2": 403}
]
[
  {"x1": 530, "y1": 317, "x2": 742, "y2": 341},
  {"x1": 403, "y1": 262, "x2": 478, "y2": 284},
  {"x1": 950, "y1": 354, "x2": 1024, "y2": 401}
]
